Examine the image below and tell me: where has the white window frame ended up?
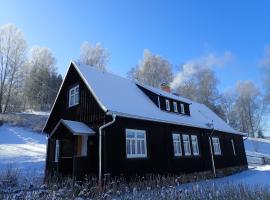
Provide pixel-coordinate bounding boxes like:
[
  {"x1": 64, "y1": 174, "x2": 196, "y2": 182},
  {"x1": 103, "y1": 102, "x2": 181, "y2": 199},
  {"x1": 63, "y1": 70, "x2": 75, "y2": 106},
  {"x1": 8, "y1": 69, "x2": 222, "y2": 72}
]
[
  {"x1": 212, "y1": 137, "x2": 221, "y2": 155},
  {"x1": 173, "y1": 102, "x2": 178, "y2": 113},
  {"x1": 172, "y1": 133, "x2": 182, "y2": 156},
  {"x1": 231, "y1": 139, "x2": 236, "y2": 156},
  {"x1": 191, "y1": 135, "x2": 199, "y2": 156},
  {"x1": 55, "y1": 139, "x2": 60, "y2": 162},
  {"x1": 126, "y1": 129, "x2": 147, "y2": 158},
  {"x1": 180, "y1": 103, "x2": 185, "y2": 114},
  {"x1": 69, "y1": 85, "x2": 79, "y2": 107},
  {"x1": 165, "y1": 99, "x2": 170, "y2": 111},
  {"x1": 183, "y1": 134, "x2": 191, "y2": 156}
]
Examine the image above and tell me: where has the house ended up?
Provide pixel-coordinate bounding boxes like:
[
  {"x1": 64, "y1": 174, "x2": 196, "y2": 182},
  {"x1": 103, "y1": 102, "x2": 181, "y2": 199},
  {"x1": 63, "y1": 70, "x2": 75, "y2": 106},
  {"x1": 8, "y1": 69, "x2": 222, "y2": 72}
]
[{"x1": 43, "y1": 61, "x2": 248, "y2": 181}]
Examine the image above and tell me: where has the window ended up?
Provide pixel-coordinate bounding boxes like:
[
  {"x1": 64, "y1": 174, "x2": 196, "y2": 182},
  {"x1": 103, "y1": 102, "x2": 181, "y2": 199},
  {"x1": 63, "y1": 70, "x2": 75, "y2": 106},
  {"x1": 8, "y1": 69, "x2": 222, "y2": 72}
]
[
  {"x1": 173, "y1": 102, "x2": 178, "y2": 113},
  {"x1": 231, "y1": 139, "x2": 236, "y2": 156},
  {"x1": 69, "y1": 85, "x2": 79, "y2": 107},
  {"x1": 172, "y1": 133, "x2": 182, "y2": 156},
  {"x1": 180, "y1": 104, "x2": 185, "y2": 114},
  {"x1": 212, "y1": 137, "x2": 221, "y2": 155},
  {"x1": 55, "y1": 140, "x2": 60, "y2": 162},
  {"x1": 126, "y1": 129, "x2": 147, "y2": 158},
  {"x1": 183, "y1": 134, "x2": 191, "y2": 156},
  {"x1": 165, "y1": 99, "x2": 170, "y2": 111},
  {"x1": 191, "y1": 135, "x2": 199, "y2": 156}
]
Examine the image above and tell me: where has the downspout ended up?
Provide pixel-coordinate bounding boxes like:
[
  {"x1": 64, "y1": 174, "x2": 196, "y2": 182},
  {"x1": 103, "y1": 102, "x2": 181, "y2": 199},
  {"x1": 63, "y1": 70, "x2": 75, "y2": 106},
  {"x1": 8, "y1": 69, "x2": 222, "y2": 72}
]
[
  {"x1": 98, "y1": 114, "x2": 116, "y2": 187},
  {"x1": 208, "y1": 127, "x2": 216, "y2": 178}
]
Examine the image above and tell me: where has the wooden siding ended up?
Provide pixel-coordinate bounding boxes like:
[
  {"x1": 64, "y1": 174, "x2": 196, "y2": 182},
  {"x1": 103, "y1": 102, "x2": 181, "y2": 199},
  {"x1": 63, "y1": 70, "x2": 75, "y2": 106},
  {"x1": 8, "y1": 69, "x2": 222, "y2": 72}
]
[
  {"x1": 43, "y1": 63, "x2": 106, "y2": 134},
  {"x1": 103, "y1": 117, "x2": 247, "y2": 177}
]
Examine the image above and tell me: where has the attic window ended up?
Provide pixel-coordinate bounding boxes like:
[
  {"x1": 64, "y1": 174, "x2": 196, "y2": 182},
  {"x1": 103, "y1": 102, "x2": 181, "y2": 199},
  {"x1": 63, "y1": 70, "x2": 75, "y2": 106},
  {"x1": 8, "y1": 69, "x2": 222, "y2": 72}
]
[
  {"x1": 165, "y1": 99, "x2": 170, "y2": 111},
  {"x1": 69, "y1": 85, "x2": 79, "y2": 107},
  {"x1": 180, "y1": 103, "x2": 185, "y2": 114},
  {"x1": 173, "y1": 102, "x2": 178, "y2": 113}
]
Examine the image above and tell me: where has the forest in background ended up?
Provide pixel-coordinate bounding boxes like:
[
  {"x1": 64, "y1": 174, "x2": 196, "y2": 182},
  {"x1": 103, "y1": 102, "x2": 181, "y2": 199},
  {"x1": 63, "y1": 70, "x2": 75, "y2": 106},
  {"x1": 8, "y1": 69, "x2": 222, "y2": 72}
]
[{"x1": 1, "y1": 23, "x2": 269, "y2": 138}]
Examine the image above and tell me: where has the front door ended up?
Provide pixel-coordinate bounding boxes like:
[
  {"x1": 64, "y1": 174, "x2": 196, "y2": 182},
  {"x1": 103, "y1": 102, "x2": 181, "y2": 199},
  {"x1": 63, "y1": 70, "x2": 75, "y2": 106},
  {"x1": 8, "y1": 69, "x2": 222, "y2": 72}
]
[{"x1": 76, "y1": 135, "x2": 88, "y2": 156}]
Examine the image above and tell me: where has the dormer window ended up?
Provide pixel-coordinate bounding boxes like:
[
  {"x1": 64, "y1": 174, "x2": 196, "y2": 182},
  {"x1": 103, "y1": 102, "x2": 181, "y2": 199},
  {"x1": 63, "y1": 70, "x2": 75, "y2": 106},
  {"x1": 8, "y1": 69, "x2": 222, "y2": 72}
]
[
  {"x1": 165, "y1": 99, "x2": 170, "y2": 111},
  {"x1": 180, "y1": 103, "x2": 185, "y2": 114},
  {"x1": 69, "y1": 85, "x2": 79, "y2": 107},
  {"x1": 173, "y1": 102, "x2": 178, "y2": 113}
]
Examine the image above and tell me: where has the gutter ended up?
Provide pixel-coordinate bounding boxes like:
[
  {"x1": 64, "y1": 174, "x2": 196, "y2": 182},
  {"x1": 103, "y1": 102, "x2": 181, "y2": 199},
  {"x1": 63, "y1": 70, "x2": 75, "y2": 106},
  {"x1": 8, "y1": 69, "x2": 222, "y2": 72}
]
[{"x1": 98, "y1": 113, "x2": 116, "y2": 187}]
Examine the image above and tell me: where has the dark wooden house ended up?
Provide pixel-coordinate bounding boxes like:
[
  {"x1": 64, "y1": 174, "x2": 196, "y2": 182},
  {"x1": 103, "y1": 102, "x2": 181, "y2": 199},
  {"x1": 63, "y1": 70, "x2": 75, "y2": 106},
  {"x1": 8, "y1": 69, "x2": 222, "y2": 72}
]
[{"x1": 43, "y1": 61, "x2": 248, "y2": 181}]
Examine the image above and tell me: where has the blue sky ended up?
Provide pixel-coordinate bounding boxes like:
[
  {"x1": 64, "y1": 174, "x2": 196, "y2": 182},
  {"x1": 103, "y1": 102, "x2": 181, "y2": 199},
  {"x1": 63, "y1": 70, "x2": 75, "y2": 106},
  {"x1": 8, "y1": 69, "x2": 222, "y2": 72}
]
[{"x1": 0, "y1": 0, "x2": 269, "y2": 92}]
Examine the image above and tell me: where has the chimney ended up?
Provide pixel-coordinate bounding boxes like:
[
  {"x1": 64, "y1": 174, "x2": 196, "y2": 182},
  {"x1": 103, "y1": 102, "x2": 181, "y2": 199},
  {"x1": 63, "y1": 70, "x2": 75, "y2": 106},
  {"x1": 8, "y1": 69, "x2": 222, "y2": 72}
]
[{"x1": 160, "y1": 82, "x2": 171, "y2": 93}]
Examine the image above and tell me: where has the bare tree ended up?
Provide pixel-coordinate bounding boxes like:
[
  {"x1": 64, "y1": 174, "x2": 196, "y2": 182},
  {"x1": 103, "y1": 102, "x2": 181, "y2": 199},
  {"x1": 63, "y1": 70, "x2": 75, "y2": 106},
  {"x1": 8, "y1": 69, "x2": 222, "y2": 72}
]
[
  {"x1": 128, "y1": 49, "x2": 173, "y2": 88},
  {"x1": 0, "y1": 24, "x2": 27, "y2": 113},
  {"x1": 80, "y1": 42, "x2": 110, "y2": 71}
]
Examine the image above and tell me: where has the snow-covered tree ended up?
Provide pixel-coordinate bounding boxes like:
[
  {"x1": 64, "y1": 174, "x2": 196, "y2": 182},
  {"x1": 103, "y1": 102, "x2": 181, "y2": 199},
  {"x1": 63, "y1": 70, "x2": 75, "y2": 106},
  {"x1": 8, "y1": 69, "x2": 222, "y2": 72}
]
[
  {"x1": 0, "y1": 24, "x2": 27, "y2": 113},
  {"x1": 174, "y1": 65, "x2": 223, "y2": 118},
  {"x1": 128, "y1": 49, "x2": 173, "y2": 88},
  {"x1": 25, "y1": 46, "x2": 62, "y2": 110},
  {"x1": 80, "y1": 42, "x2": 110, "y2": 71}
]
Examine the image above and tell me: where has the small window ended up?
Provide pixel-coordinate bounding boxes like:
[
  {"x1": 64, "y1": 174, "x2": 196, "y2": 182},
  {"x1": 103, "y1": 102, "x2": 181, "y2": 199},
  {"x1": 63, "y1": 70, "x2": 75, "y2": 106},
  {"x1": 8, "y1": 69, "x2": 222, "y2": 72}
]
[
  {"x1": 231, "y1": 139, "x2": 236, "y2": 156},
  {"x1": 166, "y1": 99, "x2": 170, "y2": 111},
  {"x1": 69, "y1": 85, "x2": 79, "y2": 107},
  {"x1": 180, "y1": 104, "x2": 185, "y2": 114},
  {"x1": 126, "y1": 129, "x2": 147, "y2": 158},
  {"x1": 173, "y1": 102, "x2": 178, "y2": 113},
  {"x1": 172, "y1": 133, "x2": 182, "y2": 156},
  {"x1": 212, "y1": 137, "x2": 221, "y2": 155},
  {"x1": 191, "y1": 135, "x2": 199, "y2": 156},
  {"x1": 183, "y1": 134, "x2": 191, "y2": 156}
]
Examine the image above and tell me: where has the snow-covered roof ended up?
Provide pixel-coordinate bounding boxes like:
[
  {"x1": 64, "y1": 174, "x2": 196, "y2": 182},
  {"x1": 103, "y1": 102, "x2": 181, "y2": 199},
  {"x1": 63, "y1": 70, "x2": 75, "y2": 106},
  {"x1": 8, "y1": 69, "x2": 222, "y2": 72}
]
[
  {"x1": 69, "y1": 61, "x2": 242, "y2": 135},
  {"x1": 52, "y1": 119, "x2": 95, "y2": 136}
]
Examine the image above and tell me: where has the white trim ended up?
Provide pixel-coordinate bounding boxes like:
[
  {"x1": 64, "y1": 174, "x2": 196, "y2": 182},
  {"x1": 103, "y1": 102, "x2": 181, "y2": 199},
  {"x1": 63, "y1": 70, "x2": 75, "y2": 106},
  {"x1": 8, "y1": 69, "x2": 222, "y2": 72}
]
[
  {"x1": 231, "y1": 139, "x2": 236, "y2": 156},
  {"x1": 126, "y1": 129, "x2": 147, "y2": 158},
  {"x1": 173, "y1": 102, "x2": 178, "y2": 113},
  {"x1": 165, "y1": 99, "x2": 170, "y2": 111},
  {"x1": 191, "y1": 135, "x2": 199, "y2": 156},
  {"x1": 172, "y1": 133, "x2": 182, "y2": 156},
  {"x1": 212, "y1": 137, "x2": 221, "y2": 155},
  {"x1": 157, "y1": 96, "x2": 161, "y2": 108},
  {"x1": 183, "y1": 134, "x2": 191, "y2": 156}
]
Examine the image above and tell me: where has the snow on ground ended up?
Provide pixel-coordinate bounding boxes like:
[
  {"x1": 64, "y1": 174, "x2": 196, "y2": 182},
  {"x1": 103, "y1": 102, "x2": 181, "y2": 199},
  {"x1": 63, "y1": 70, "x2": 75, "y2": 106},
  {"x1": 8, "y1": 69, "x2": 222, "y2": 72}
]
[
  {"x1": 214, "y1": 165, "x2": 270, "y2": 186},
  {"x1": 0, "y1": 124, "x2": 46, "y2": 176},
  {"x1": 245, "y1": 138, "x2": 270, "y2": 155}
]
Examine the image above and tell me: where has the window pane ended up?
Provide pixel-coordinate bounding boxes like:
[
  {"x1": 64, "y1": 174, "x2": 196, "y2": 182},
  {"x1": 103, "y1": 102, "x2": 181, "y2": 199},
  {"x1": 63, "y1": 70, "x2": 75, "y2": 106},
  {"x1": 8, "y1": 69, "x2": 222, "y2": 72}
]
[
  {"x1": 136, "y1": 132, "x2": 144, "y2": 138},
  {"x1": 126, "y1": 140, "x2": 130, "y2": 155},
  {"x1": 75, "y1": 93, "x2": 79, "y2": 104},
  {"x1": 126, "y1": 131, "x2": 135, "y2": 138},
  {"x1": 141, "y1": 140, "x2": 145, "y2": 154},
  {"x1": 137, "y1": 140, "x2": 141, "y2": 154},
  {"x1": 131, "y1": 140, "x2": 136, "y2": 154}
]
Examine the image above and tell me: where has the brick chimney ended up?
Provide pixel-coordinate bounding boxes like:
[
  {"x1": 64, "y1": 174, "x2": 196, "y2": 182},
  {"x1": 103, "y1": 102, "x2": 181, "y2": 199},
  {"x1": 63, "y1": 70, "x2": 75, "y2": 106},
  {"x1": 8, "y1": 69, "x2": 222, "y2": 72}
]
[{"x1": 160, "y1": 82, "x2": 171, "y2": 93}]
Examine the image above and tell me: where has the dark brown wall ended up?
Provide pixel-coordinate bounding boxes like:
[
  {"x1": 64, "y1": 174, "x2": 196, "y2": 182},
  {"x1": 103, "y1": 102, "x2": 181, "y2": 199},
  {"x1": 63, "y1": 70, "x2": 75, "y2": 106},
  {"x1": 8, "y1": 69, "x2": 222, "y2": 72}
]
[
  {"x1": 44, "y1": 63, "x2": 106, "y2": 134},
  {"x1": 103, "y1": 117, "x2": 247, "y2": 177}
]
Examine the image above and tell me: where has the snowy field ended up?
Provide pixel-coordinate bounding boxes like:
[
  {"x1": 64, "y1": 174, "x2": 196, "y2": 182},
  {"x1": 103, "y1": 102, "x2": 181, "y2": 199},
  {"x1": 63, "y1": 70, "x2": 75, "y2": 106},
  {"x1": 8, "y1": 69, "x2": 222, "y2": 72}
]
[{"x1": 0, "y1": 124, "x2": 46, "y2": 176}]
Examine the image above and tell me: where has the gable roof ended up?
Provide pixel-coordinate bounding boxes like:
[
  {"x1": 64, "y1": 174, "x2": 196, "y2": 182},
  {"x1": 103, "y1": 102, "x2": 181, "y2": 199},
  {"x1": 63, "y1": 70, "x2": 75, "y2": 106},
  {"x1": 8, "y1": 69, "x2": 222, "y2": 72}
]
[
  {"x1": 45, "y1": 60, "x2": 243, "y2": 135},
  {"x1": 66, "y1": 61, "x2": 242, "y2": 135}
]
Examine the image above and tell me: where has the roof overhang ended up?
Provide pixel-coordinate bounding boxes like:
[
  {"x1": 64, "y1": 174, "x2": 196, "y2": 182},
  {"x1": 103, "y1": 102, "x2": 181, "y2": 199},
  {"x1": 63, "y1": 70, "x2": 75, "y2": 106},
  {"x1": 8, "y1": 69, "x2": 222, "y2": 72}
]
[{"x1": 50, "y1": 119, "x2": 95, "y2": 138}]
